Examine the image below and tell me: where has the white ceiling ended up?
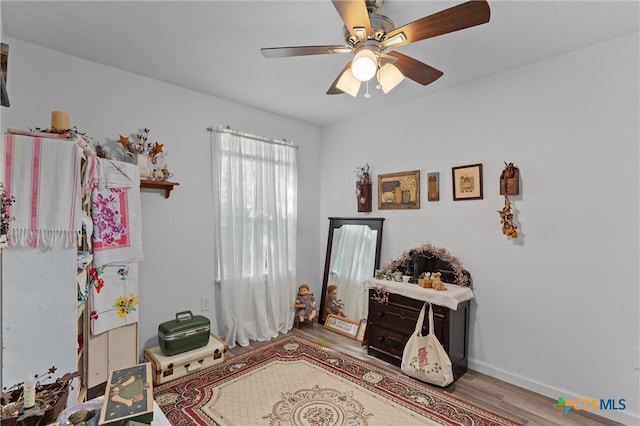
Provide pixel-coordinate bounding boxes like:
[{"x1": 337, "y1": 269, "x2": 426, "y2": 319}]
[{"x1": 2, "y1": 1, "x2": 638, "y2": 126}]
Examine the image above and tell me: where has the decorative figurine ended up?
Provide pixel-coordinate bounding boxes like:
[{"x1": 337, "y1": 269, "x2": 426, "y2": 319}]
[
  {"x1": 152, "y1": 169, "x2": 164, "y2": 180},
  {"x1": 294, "y1": 284, "x2": 317, "y2": 323},
  {"x1": 431, "y1": 272, "x2": 447, "y2": 291},
  {"x1": 326, "y1": 284, "x2": 347, "y2": 317}
]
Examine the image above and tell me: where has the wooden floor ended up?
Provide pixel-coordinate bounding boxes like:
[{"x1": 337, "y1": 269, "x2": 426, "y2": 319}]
[{"x1": 226, "y1": 325, "x2": 623, "y2": 426}]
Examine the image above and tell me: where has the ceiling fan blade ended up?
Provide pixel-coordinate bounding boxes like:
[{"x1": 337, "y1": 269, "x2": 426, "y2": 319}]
[
  {"x1": 261, "y1": 45, "x2": 351, "y2": 58},
  {"x1": 327, "y1": 63, "x2": 361, "y2": 96},
  {"x1": 378, "y1": 52, "x2": 399, "y2": 67},
  {"x1": 332, "y1": 0, "x2": 371, "y2": 41},
  {"x1": 387, "y1": 51, "x2": 443, "y2": 86},
  {"x1": 385, "y1": 0, "x2": 490, "y2": 48}
]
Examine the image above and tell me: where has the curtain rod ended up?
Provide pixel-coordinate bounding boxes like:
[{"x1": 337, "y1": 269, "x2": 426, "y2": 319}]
[{"x1": 207, "y1": 125, "x2": 297, "y2": 149}]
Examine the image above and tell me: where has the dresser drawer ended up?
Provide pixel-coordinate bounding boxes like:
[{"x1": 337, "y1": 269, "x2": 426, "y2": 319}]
[
  {"x1": 371, "y1": 290, "x2": 451, "y2": 317},
  {"x1": 369, "y1": 300, "x2": 420, "y2": 335},
  {"x1": 367, "y1": 324, "x2": 411, "y2": 360}
]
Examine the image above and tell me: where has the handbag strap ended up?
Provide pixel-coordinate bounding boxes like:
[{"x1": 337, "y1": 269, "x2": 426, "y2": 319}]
[
  {"x1": 428, "y1": 302, "x2": 435, "y2": 335},
  {"x1": 414, "y1": 302, "x2": 435, "y2": 336}
]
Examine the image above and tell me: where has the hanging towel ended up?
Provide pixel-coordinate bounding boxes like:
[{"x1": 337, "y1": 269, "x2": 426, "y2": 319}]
[
  {"x1": 90, "y1": 158, "x2": 143, "y2": 266},
  {"x1": 89, "y1": 262, "x2": 139, "y2": 335},
  {"x1": 1, "y1": 133, "x2": 82, "y2": 248},
  {"x1": 96, "y1": 158, "x2": 137, "y2": 189}
]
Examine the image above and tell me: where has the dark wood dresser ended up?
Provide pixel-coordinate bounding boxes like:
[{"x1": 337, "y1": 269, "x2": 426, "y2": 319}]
[{"x1": 367, "y1": 289, "x2": 470, "y2": 383}]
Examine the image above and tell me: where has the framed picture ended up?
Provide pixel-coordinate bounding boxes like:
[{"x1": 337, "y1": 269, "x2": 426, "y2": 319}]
[
  {"x1": 378, "y1": 170, "x2": 420, "y2": 210},
  {"x1": 99, "y1": 363, "x2": 154, "y2": 425},
  {"x1": 427, "y1": 172, "x2": 439, "y2": 201},
  {"x1": 324, "y1": 314, "x2": 361, "y2": 339},
  {"x1": 452, "y1": 163, "x2": 483, "y2": 201}
]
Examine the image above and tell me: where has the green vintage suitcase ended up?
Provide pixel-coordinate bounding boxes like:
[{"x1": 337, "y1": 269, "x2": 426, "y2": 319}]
[{"x1": 158, "y1": 311, "x2": 210, "y2": 356}]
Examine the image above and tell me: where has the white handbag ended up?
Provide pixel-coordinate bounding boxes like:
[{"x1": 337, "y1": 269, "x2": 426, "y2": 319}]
[{"x1": 401, "y1": 302, "x2": 454, "y2": 387}]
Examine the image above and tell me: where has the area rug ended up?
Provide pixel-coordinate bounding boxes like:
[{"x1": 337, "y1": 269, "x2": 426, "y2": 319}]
[{"x1": 153, "y1": 335, "x2": 520, "y2": 426}]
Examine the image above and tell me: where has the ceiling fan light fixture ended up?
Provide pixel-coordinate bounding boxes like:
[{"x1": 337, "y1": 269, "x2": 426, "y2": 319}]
[
  {"x1": 378, "y1": 63, "x2": 404, "y2": 93},
  {"x1": 351, "y1": 46, "x2": 378, "y2": 82},
  {"x1": 336, "y1": 67, "x2": 362, "y2": 97},
  {"x1": 380, "y1": 32, "x2": 407, "y2": 49}
]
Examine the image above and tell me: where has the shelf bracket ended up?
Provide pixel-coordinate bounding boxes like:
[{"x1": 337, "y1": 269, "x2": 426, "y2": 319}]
[{"x1": 140, "y1": 180, "x2": 180, "y2": 198}]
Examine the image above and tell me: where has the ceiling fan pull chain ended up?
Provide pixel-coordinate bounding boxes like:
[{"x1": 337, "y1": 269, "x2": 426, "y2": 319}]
[{"x1": 364, "y1": 80, "x2": 371, "y2": 99}]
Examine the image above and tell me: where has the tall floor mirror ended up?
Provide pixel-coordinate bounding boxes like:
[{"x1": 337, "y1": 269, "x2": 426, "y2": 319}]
[{"x1": 319, "y1": 217, "x2": 384, "y2": 325}]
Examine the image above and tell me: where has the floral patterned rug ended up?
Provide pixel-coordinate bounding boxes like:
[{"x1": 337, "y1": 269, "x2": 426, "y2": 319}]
[{"x1": 153, "y1": 334, "x2": 521, "y2": 425}]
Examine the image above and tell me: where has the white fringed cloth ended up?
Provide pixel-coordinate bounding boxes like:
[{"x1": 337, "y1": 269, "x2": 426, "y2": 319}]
[{"x1": 1, "y1": 133, "x2": 83, "y2": 248}]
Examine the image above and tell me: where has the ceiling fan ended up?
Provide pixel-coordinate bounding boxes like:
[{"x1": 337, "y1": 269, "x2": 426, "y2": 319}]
[{"x1": 261, "y1": 0, "x2": 490, "y2": 97}]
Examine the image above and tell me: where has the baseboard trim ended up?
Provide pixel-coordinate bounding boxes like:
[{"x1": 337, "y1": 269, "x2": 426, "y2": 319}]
[{"x1": 468, "y1": 358, "x2": 638, "y2": 425}]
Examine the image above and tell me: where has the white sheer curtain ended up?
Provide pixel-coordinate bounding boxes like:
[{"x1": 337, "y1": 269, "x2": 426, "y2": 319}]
[
  {"x1": 211, "y1": 128, "x2": 297, "y2": 348},
  {"x1": 329, "y1": 225, "x2": 376, "y2": 321}
]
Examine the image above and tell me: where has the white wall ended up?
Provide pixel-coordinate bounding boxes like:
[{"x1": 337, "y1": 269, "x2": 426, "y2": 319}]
[
  {"x1": 320, "y1": 34, "x2": 639, "y2": 424},
  {"x1": 0, "y1": 38, "x2": 322, "y2": 382}
]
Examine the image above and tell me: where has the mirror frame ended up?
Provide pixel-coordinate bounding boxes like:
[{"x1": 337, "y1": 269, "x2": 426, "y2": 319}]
[{"x1": 319, "y1": 217, "x2": 385, "y2": 325}]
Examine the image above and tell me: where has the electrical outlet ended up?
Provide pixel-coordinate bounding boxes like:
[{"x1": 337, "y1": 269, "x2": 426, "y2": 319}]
[{"x1": 201, "y1": 297, "x2": 210, "y2": 312}]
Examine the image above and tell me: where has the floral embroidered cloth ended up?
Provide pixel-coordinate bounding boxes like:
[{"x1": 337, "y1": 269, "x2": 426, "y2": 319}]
[
  {"x1": 90, "y1": 159, "x2": 143, "y2": 267},
  {"x1": 89, "y1": 262, "x2": 139, "y2": 335}
]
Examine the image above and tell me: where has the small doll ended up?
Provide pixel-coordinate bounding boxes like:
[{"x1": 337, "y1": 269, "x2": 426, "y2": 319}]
[
  {"x1": 326, "y1": 284, "x2": 347, "y2": 317},
  {"x1": 294, "y1": 284, "x2": 317, "y2": 323}
]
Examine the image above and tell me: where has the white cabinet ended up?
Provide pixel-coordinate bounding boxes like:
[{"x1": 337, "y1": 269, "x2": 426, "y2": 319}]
[
  {"x1": 1, "y1": 247, "x2": 77, "y2": 390},
  {"x1": 85, "y1": 323, "x2": 138, "y2": 390}
]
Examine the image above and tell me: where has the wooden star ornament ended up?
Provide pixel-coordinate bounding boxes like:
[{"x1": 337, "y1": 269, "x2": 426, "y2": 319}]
[{"x1": 118, "y1": 135, "x2": 132, "y2": 151}]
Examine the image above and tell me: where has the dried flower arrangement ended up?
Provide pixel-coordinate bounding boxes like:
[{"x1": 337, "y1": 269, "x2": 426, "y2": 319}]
[
  {"x1": 29, "y1": 125, "x2": 89, "y2": 139},
  {"x1": 0, "y1": 182, "x2": 15, "y2": 248},
  {"x1": 383, "y1": 242, "x2": 470, "y2": 287},
  {"x1": 28, "y1": 126, "x2": 111, "y2": 159},
  {"x1": 498, "y1": 196, "x2": 518, "y2": 238},
  {"x1": 0, "y1": 367, "x2": 79, "y2": 425},
  {"x1": 355, "y1": 163, "x2": 372, "y2": 185},
  {"x1": 118, "y1": 128, "x2": 164, "y2": 164},
  {"x1": 371, "y1": 285, "x2": 390, "y2": 304}
]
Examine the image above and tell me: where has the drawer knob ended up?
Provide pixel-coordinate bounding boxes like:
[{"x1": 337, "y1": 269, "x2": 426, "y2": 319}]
[
  {"x1": 377, "y1": 336, "x2": 384, "y2": 343},
  {"x1": 376, "y1": 311, "x2": 384, "y2": 318}
]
